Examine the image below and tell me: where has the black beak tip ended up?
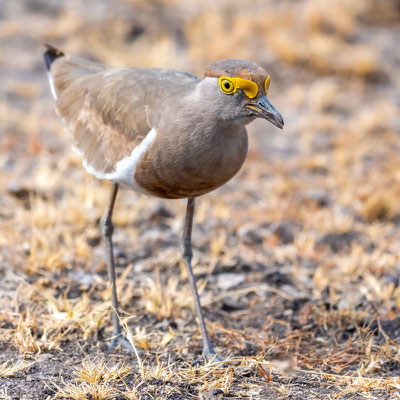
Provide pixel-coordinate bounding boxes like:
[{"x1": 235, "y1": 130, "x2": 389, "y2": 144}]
[
  {"x1": 249, "y1": 96, "x2": 284, "y2": 130},
  {"x1": 272, "y1": 114, "x2": 284, "y2": 129}
]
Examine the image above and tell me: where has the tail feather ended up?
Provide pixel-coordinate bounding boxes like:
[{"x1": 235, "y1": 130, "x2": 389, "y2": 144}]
[{"x1": 43, "y1": 44, "x2": 64, "y2": 71}]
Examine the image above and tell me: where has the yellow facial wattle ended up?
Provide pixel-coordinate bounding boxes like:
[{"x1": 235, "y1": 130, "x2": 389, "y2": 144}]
[
  {"x1": 264, "y1": 76, "x2": 270, "y2": 94},
  {"x1": 218, "y1": 76, "x2": 259, "y2": 99}
]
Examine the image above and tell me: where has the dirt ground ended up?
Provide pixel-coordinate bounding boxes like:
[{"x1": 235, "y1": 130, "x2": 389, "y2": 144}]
[{"x1": 1, "y1": 0, "x2": 400, "y2": 399}]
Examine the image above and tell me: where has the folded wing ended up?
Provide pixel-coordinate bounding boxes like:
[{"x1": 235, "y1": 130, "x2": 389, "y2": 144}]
[{"x1": 48, "y1": 54, "x2": 152, "y2": 177}]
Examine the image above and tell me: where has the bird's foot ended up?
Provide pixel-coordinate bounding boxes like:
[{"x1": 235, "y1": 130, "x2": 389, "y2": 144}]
[
  {"x1": 193, "y1": 347, "x2": 225, "y2": 366},
  {"x1": 108, "y1": 332, "x2": 143, "y2": 354}
]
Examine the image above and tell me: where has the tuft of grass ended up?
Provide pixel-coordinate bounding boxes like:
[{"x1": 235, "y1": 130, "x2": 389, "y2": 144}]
[
  {"x1": 0, "y1": 360, "x2": 34, "y2": 378},
  {"x1": 142, "y1": 271, "x2": 196, "y2": 320},
  {"x1": 53, "y1": 379, "x2": 116, "y2": 400},
  {"x1": 53, "y1": 358, "x2": 132, "y2": 400},
  {"x1": 361, "y1": 191, "x2": 399, "y2": 222},
  {"x1": 76, "y1": 357, "x2": 131, "y2": 384},
  {"x1": 0, "y1": 388, "x2": 10, "y2": 400}
]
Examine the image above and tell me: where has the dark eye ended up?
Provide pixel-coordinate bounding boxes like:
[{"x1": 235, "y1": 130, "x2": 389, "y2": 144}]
[{"x1": 221, "y1": 79, "x2": 235, "y2": 93}]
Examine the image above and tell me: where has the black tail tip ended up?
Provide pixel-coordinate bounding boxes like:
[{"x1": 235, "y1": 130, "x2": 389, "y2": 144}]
[{"x1": 43, "y1": 44, "x2": 64, "y2": 70}]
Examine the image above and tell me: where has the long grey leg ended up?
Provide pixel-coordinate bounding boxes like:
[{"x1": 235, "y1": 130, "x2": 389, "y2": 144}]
[
  {"x1": 182, "y1": 198, "x2": 223, "y2": 363},
  {"x1": 101, "y1": 183, "x2": 134, "y2": 351}
]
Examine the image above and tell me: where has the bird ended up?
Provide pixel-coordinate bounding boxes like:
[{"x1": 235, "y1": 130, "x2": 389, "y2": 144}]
[{"x1": 43, "y1": 44, "x2": 284, "y2": 364}]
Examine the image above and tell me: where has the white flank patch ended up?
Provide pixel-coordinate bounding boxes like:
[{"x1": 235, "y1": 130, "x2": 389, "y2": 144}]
[
  {"x1": 81, "y1": 128, "x2": 157, "y2": 194},
  {"x1": 47, "y1": 71, "x2": 58, "y2": 100},
  {"x1": 71, "y1": 144, "x2": 83, "y2": 156}
]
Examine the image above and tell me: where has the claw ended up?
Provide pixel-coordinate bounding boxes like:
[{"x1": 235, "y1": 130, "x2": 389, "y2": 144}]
[
  {"x1": 108, "y1": 333, "x2": 143, "y2": 354},
  {"x1": 192, "y1": 349, "x2": 225, "y2": 367},
  {"x1": 204, "y1": 351, "x2": 225, "y2": 366}
]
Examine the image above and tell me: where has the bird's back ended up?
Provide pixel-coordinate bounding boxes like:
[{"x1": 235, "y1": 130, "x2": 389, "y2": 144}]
[{"x1": 46, "y1": 49, "x2": 200, "y2": 192}]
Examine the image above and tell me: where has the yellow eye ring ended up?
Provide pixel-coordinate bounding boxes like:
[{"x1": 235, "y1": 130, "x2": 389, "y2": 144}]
[
  {"x1": 264, "y1": 76, "x2": 270, "y2": 94},
  {"x1": 220, "y1": 78, "x2": 235, "y2": 94},
  {"x1": 218, "y1": 76, "x2": 259, "y2": 98}
]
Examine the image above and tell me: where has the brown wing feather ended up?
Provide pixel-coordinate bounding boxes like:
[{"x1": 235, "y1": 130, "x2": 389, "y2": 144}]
[{"x1": 49, "y1": 56, "x2": 152, "y2": 174}]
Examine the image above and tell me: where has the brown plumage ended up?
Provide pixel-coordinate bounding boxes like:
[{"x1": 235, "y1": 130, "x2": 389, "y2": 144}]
[
  {"x1": 44, "y1": 46, "x2": 284, "y2": 363},
  {"x1": 47, "y1": 54, "x2": 281, "y2": 199}
]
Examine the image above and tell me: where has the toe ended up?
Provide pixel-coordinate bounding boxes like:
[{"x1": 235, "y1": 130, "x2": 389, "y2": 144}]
[
  {"x1": 108, "y1": 334, "x2": 143, "y2": 354},
  {"x1": 192, "y1": 350, "x2": 225, "y2": 366}
]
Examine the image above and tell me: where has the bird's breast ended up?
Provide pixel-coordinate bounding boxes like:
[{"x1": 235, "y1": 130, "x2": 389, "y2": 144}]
[{"x1": 134, "y1": 126, "x2": 249, "y2": 199}]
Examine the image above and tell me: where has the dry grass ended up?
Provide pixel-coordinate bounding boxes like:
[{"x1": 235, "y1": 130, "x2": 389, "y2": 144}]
[
  {"x1": 76, "y1": 358, "x2": 131, "y2": 383},
  {"x1": 1, "y1": 0, "x2": 400, "y2": 398},
  {"x1": 52, "y1": 358, "x2": 135, "y2": 399},
  {"x1": 142, "y1": 272, "x2": 195, "y2": 320},
  {"x1": 0, "y1": 360, "x2": 33, "y2": 378},
  {"x1": 52, "y1": 354, "x2": 289, "y2": 399}
]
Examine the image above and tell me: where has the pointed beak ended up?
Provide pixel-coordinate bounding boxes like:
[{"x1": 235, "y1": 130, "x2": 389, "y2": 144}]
[{"x1": 246, "y1": 95, "x2": 284, "y2": 129}]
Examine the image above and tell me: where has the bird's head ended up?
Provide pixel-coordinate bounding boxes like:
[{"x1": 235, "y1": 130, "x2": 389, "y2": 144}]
[{"x1": 200, "y1": 59, "x2": 284, "y2": 129}]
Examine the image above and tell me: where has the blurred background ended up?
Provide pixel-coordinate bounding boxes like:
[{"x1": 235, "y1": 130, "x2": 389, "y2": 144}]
[{"x1": 1, "y1": 0, "x2": 400, "y2": 398}]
